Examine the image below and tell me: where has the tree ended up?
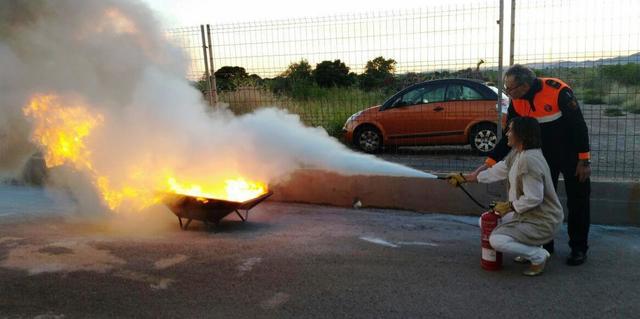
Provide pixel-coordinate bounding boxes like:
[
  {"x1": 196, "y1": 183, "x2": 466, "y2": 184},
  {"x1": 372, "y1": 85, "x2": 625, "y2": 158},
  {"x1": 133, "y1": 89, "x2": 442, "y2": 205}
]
[
  {"x1": 191, "y1": 72, "x2": 210, "y2": 93},
  {"x1": 214, "y1": 66, "x2": 249, "y2": 91},
  {"x1": 359, "y1": 56, "x2": 397, "y2": 90},
  {"x1": 312, "y1": 59, "x2": 352, "y2": 88},
  {"x1": 282, "y1": 59, "x2": 313, "y2": 81}
]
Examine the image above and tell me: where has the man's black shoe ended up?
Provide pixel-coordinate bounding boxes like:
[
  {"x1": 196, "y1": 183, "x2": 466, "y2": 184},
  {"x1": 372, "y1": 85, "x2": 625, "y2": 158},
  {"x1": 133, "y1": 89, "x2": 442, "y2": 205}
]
[
  {"x1": 566, "y1": 251, "x2": 587, "y2": 266},
  {"x1": 543, "y1": 242, "x2": 554, "y2": 254}
]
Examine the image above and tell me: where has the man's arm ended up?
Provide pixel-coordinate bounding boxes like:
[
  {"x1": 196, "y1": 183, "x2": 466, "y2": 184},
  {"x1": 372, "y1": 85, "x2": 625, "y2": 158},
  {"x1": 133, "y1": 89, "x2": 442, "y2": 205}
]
[
  {"x1": 484, "y1": 103, "x2": 516, "y2": 167},
  {"x1": 559, "y1": 87, "x2": 591, "y2": 182},
  {"x1": 558, "y1": 88, "x2": 590, "y2": 159}
]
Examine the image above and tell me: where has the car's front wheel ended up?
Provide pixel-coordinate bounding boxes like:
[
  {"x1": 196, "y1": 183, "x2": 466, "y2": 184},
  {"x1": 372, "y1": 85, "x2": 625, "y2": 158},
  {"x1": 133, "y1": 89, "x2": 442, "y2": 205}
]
[
  {"x1": 354, "y1": 126, "x2": 383, "y2": 153},
  {"x1": 470, "y1": 123, "x2": 497, "y2": 156}
]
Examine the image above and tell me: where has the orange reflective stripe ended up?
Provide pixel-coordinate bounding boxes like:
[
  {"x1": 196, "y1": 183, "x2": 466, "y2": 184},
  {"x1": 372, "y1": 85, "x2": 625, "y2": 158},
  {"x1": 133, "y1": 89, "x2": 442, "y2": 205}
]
[
  {"x1": 485, "y1": 157, "x2": 497, "y2": 167},
  {"x1": 578, "y1": 152, "x2": 590, "y2": 160}
]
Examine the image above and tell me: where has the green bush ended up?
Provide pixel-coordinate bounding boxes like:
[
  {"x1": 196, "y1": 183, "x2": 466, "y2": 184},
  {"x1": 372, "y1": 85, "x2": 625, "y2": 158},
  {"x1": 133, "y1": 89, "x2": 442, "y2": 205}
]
[{"x1": 603, "y1": 107, "x2": 626, "y2": 117}]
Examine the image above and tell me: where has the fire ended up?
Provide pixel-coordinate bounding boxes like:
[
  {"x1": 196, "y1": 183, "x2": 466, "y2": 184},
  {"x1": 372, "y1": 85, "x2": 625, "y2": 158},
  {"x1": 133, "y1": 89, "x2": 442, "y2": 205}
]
[
  {"x1": 167, "y1": 177, "x2": 268, "y2": 203},
  {"x1": 23, "y1": 93, "x2": 268, "y2": 211},
  {"x1": 23, "y1": 94, "x2": 103, "y2": 170}
]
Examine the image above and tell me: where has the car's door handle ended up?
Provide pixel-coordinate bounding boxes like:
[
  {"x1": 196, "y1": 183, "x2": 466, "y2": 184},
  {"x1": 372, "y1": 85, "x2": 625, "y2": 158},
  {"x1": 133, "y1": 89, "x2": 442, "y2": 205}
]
[{"x1": 433, "y1": 106, "x2": 444, "y2": 112}]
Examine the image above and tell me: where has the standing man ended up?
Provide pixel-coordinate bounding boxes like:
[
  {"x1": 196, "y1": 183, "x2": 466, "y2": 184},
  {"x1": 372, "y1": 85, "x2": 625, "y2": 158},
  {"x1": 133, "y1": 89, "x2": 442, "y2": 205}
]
[{"x1": 474, "y1": 64, "x2": 591, "y2": 266}]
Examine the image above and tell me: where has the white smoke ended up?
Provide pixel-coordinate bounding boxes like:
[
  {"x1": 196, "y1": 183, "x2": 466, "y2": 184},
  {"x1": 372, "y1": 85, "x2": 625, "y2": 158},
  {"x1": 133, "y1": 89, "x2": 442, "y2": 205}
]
[{"x1": 0, "y1": 0, "x2": 433, "y2": 211}]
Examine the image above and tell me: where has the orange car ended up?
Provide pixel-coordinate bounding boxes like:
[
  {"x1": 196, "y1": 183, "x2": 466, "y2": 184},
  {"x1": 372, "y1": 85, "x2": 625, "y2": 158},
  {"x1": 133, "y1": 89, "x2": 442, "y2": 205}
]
[{"x1": 343, "y1": 79, "x2": 508, "y2": 155}]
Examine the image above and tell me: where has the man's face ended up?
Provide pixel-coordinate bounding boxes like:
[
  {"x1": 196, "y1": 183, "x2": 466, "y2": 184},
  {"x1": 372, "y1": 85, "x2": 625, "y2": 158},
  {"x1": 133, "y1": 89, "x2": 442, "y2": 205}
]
[{"x1": 503, "y1": 75, "x2": 529, "y2": 99}]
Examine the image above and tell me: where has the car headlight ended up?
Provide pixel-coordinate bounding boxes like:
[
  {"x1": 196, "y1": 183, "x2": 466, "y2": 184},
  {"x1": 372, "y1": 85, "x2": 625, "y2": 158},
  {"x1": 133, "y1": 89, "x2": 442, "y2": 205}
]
[{"x1": 344, "y1": 111, "x2": 363, "y2": 126}]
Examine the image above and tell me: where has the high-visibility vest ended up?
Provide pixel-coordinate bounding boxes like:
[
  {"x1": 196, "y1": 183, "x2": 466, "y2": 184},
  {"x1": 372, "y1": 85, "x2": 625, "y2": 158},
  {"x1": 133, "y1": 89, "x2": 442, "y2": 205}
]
[{"x1": 512, "y1": 78, "x2": 568, "y2": 123}]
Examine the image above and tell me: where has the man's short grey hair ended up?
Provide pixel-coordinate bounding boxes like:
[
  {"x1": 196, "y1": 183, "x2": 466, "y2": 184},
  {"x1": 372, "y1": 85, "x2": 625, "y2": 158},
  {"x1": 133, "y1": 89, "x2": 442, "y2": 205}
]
[{"x1": 504, "y1": 64, "x2": 536, "y2": 85}]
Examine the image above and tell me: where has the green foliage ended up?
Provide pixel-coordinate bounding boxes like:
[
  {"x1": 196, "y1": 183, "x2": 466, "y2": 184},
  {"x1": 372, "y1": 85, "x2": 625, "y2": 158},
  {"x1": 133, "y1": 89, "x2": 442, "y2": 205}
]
[
  {"x1": 359, "y1": 56, "x2": 397, "y2": 91},
  {"x1": 210, "y1": 58, "x2": 640, "y2": 135},
  {"x1": 601, "y1": 64, "x2": 640, "y2": 86},
  {"x1": 312, "y1": 59, "x2": 352, "y2": 88},
  {"x1": 214, "y1": 66, "x2": 250, "y2": 91},
  {"x1": 190, "y1": 72, "x2": 210, "y2": 93},
  {"x1": 603, "y1": 107, "x2": 625, "y2": 117},
  {"x1": 282, "y1": 59, "x2": 313, "y2": 81}
]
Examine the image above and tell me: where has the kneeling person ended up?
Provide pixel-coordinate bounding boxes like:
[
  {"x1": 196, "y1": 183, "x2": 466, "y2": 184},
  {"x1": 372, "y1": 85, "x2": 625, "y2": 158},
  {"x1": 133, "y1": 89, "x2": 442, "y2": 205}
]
[{"x1": 447, "y1": 117, "x2": 564, "y2": 276}]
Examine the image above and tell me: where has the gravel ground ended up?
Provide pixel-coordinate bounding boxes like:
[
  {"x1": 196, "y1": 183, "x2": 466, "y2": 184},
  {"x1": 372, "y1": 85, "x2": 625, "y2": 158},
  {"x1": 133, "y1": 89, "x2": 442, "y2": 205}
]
[{"x1": 378, "y1": 104, "x2": 640, "y2": 181}]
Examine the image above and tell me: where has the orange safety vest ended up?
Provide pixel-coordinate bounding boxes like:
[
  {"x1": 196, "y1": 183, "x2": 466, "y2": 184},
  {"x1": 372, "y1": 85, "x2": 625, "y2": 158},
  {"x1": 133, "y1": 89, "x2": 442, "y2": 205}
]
[
  {"x1": 484, "y1": 77, "x2": 590, "y2": 166},
  {"x1": 512, "y1": 78, "x2": 568, "y2": 123}
]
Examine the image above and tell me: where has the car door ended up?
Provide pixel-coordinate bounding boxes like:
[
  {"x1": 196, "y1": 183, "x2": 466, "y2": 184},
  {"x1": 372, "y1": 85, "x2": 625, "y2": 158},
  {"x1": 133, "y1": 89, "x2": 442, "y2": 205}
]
[
  {"x1": 438, "y1": 83, "x2": 487, "y2": 143},
  {"x1": 378, "y1": 86, "x2": 427, "y2": 146}
]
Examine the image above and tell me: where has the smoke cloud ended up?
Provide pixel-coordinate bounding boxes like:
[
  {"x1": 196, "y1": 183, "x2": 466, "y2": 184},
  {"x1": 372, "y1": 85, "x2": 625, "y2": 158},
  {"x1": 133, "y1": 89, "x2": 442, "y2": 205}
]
[{"x1": 0, "y1": 0, "x2": 433, "y2": 212}]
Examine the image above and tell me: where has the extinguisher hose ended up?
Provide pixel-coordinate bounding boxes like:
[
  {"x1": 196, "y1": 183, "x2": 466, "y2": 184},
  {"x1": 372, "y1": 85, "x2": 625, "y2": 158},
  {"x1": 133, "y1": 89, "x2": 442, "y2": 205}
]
[
  {"x1": 437, "y1": 176, "x2": 488, "y2": 210},
  {"x1": 457, "y1": 184, "x2": 488, "y2": 210}
]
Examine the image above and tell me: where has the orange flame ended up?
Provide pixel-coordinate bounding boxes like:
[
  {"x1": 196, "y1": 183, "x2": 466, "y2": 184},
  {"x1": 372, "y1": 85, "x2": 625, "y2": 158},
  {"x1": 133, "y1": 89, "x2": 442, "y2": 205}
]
[
  {"x1": 23, "y1": 94, "x2": 268, "y2": 211},
  {"x1": 23, "y1": 94, "x2": 103, "y2": 170},
  {"x1": 167, "y1": 177, "x2": 267, "y2": 203}
]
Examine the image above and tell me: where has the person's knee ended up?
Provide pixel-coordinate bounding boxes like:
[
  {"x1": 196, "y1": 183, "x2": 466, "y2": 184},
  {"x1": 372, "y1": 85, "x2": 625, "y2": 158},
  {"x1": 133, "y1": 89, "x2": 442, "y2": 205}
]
[{"x1": 489, "y1": 234, "x2": 509, "y2": 250}]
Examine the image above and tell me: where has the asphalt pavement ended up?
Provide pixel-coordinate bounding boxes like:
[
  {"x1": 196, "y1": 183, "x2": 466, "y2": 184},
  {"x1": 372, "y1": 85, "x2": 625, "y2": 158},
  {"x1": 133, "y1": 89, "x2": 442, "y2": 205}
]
[{"x1": 0, "y1": 185, "x2": 639, "y2": 318}]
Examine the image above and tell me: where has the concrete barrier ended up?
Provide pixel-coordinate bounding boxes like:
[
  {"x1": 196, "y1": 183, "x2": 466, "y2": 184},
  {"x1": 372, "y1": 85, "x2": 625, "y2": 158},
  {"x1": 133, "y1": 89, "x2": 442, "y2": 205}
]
[{"x1": 271, "y1": 169, "x2": 640, "y2": 226}]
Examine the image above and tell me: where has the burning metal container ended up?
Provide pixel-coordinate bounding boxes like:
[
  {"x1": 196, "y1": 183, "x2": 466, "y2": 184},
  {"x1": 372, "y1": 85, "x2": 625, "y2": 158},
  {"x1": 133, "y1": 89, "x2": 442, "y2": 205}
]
[{"x1": 163, "y1": 191, "x2": 273, "y2": 231}]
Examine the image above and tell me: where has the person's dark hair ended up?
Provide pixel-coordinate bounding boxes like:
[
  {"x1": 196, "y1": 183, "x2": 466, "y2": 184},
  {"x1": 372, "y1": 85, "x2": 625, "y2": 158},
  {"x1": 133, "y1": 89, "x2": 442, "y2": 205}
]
[
  {"x1": 504, "y1": 64, "x2": 536, "y2": 86},
  {"x1": 510, "y1": 116, "x2": 542, "y2": 149}
]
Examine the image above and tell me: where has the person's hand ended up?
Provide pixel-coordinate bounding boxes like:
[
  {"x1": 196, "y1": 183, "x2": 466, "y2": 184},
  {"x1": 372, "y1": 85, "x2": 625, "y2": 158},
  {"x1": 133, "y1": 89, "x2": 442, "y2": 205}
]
[
  {"x1": 575, "y1": 160, "x2": 591, "y2": 182},
  {"x1": 492, "y1": 201, "x2": 513, "y2": 216},
  {"x1": 464, "y1": 171, "x2": 478, "y2": 183},
  {"x1": 445, "y1": 173, "x2": 466, "y2": 187}
]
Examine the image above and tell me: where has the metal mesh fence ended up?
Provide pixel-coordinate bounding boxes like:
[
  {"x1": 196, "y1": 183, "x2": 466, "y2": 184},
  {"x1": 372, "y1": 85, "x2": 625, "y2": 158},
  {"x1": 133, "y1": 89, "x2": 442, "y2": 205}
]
[
  {"x1": 513, "y1": 0, "x2": 640, "y2": 181},
  {"x1": 166, "y1": 0, "x2": 640, "y2": 181}
]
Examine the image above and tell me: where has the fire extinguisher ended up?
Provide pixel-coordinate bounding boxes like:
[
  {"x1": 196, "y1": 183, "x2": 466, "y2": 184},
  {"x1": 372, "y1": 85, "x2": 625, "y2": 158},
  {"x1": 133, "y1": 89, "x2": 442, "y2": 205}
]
[
  {"x1": 480, "y1": 207, "x2": 502, "y2": 271},
  {"x1": 436, "y1": 176, "x2": 503, "y2": 271}
]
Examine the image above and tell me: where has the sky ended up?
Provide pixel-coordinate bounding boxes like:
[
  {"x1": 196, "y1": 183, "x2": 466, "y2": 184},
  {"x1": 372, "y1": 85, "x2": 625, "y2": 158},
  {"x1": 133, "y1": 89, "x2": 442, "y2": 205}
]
[
  {"x1": 142, "y1": 0, "x2": 640, "y2": 78},
  {"x1": 143, "y1": 0, "x2": 478, "y2": 27}
]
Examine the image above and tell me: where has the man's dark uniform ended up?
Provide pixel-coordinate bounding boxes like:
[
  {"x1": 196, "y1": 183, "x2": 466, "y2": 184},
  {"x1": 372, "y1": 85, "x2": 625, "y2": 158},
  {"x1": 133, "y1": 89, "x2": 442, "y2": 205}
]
[{"x1": 486, "y1": 77, "x2": 591, "y2": 254}]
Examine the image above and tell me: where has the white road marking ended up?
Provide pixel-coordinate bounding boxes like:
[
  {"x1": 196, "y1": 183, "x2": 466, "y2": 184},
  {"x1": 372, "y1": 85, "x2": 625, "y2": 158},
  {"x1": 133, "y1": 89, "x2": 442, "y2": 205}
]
[
  {"x1": 359, "y1": 237, "x2": 399, "y2": 248},
  {"x1": 238, "y1": 257, "x2": 262, "y2": 274},
  {"x1": 397, "y1": 241, "x2": 439, "y2": 247}
]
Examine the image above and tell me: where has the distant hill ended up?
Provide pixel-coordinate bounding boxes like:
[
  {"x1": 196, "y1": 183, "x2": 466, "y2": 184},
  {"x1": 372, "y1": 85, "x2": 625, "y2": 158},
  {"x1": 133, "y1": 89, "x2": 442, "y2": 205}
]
[{"x1": 525, "y1": 52, "x2": 640, "y2": 69}]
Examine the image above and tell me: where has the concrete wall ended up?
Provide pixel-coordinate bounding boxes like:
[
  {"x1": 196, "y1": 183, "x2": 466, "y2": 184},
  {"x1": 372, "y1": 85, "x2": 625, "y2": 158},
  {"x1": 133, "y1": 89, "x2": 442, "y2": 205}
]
[{"x1": 270, "y1": 169, "x2": 640, "y2": 226}]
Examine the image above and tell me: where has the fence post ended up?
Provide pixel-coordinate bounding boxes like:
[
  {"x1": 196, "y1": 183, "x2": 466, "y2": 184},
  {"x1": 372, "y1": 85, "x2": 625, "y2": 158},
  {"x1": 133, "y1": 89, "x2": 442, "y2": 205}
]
[
  {"x1": 509, "y1": 0, "x2": 515, "y2": 66},
  {"x1": 200, "y1": 24, "x2": 213, "y2": 107},
  {"x1": 496, "y1": 0, "x2": 505, "y2": 142},
  {"x1": 206, "y1": 24, "x2": 218, "y2": 105}
]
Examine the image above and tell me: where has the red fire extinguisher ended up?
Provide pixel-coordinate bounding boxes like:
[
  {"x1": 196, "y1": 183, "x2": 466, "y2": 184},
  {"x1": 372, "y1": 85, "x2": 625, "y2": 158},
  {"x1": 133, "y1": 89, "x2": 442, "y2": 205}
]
[{"x1": 480, "y1": 208, "x2": 502, "y2": 271}]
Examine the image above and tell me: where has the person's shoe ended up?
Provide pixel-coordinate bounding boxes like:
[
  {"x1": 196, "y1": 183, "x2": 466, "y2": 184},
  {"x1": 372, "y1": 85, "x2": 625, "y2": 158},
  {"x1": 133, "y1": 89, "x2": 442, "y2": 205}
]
[
  {"x1": 543, "y1": 242, "x2": 555, "y2": 254},
  {"x1": 523, "y1": 250, "x2": 550, "y2": 276},
  {"x1": 566, "y1": 250, "x2": 587, "y2": 266},
  {"x1": 513, "y1": 256, "x2": 530, "y2": 264}
]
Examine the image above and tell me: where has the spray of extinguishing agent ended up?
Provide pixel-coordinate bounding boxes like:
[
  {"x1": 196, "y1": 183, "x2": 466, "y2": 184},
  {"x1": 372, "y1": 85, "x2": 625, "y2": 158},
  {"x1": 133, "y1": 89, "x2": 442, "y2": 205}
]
[{"x1": 437, "y1": 176, "x2": 502, "y2": 271}]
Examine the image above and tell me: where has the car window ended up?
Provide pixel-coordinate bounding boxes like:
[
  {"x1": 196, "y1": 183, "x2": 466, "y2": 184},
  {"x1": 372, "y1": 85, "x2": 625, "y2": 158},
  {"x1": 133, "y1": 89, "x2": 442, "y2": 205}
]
[
  {"x1": 391, "y1": 87, "x2": 426, "y2": 107},
  {"x1": 445, "y1": 85, "x2": 463, "y2": 101},
  {"x1": 421, "y1": 86, "x2": 446, "y2": 104},
  {"x1": 446, "y1": 84, "x2": 485, "y2": 101},
  {"x1": 462, "y1": 85, "x2": 485, "y2": 100}
]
